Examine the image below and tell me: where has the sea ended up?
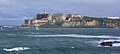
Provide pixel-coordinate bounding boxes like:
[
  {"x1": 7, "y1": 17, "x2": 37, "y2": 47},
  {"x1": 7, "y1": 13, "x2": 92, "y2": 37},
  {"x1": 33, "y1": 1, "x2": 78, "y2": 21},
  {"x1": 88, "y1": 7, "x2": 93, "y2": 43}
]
[{"x1": 0, "y1": 28, "x2": 120, "y2": 54}]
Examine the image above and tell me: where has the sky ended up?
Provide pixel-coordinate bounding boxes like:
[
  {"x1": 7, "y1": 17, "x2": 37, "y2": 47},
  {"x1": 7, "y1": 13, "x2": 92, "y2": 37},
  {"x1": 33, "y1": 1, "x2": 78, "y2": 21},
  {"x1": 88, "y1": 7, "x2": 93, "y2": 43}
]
[{"x1": 0, "y1": 0, "x2": 120, "y2": 25}]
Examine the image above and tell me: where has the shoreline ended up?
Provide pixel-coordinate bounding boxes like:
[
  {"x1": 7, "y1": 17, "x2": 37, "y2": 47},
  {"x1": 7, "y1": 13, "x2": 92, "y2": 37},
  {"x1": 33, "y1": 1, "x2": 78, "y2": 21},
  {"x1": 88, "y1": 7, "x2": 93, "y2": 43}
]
[{"x1": 0, "y1": 25, "x2": 119, "y2": 30}]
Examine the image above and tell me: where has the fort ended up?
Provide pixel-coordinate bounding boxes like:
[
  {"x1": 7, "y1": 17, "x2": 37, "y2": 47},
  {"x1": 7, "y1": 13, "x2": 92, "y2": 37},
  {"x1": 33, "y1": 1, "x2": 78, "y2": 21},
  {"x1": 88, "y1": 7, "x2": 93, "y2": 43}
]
[
  {"x1": 22, "y1": 11, "x2": 120, "y2": 28},
  {"x1": 23, "y1": 11, "x2": 82, "y2": 27}
]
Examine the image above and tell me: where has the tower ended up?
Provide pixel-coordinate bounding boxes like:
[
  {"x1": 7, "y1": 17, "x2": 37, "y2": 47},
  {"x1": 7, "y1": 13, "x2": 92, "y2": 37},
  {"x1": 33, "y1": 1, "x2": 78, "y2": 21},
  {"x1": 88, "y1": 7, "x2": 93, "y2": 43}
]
[{"x1": 43, "y1": 10, "x2": 47, "y2": 14}]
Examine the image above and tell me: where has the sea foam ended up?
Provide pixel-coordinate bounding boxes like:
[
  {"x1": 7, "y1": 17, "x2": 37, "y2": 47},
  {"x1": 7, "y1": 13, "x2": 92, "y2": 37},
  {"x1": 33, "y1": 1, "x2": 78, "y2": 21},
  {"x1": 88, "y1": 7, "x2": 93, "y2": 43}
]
[
  {"x1": 27, "y1": 34, "x2": 120, "y2": 39},
  {"x1": 3, "y1": 47, "x2": 30, "y2": 52}
]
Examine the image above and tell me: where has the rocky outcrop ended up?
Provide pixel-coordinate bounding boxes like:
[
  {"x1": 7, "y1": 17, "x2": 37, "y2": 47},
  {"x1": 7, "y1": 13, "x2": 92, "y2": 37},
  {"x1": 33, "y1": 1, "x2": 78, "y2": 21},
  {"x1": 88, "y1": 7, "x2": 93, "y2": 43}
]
[
  {"x1": 85, "y1": 20, "x2": 99, "y2": 26},
  {"x1": 100, "y1": 41, "x2": 113, "y2": 46},
  {"x1": 100, "y1": 41, "x2": 120, "y2": 46}
]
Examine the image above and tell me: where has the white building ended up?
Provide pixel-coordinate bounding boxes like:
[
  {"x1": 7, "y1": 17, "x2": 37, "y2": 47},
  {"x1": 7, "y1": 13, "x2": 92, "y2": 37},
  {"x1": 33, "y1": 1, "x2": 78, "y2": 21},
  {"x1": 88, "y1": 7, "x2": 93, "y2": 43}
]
[{"x1": 107, "y1": 17, "x2": 120, "y2": 19}]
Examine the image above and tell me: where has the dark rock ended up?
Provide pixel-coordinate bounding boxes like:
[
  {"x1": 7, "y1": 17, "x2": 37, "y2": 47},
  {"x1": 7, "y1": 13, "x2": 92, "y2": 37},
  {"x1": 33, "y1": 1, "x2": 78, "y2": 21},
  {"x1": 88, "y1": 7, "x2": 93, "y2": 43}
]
[
  {"x1": 100, "y1": 41, "x2": 120, "y2": 46},
  {"x1": 100, "y1": 41, "x2": 113, "y2": 46},
  {"x1": 113, "y1": 41, "x2": 120, "y2": 43}
]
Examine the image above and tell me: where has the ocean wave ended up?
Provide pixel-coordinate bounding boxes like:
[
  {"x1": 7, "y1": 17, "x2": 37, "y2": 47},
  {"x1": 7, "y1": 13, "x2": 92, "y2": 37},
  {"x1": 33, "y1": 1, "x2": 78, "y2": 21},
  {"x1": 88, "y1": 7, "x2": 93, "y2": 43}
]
[
  {"x1": 27, "y1": 34, "x2": 120, "y2": 39},
  {"x1": 100, "y1": 39, "x2": 120, "y2": 42},
  {"x1": 3, "y1": 47, "x2": 30, "y2": 52},
  {"x1": 7, "y1": 34, "x2": 16, "y2": 36},
  {"x1": 24, "y1": 32, "x2": 53, "y2": 35}
]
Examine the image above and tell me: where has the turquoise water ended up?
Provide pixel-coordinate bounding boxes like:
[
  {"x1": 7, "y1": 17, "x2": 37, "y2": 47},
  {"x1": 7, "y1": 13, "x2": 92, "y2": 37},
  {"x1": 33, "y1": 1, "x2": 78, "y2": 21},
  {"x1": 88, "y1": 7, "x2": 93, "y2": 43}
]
[{"x1": 0, "y1": 28, "x2": 120, "y2": 54}]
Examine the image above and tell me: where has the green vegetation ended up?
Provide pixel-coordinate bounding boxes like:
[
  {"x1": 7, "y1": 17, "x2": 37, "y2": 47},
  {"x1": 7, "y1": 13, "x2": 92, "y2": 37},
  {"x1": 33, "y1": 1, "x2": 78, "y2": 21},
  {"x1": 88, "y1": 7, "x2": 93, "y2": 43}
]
[
  {"x1": 82, "y1": 16, "x2": 97, "y2": 21},
  {"x1": 40, "y1": 23, "x2": 53, "y2": 27},
  {"x1": 54, "y1": 22, "x2": 63, "y2": 26},
  {"x1": 40, "y1": 22, "x2": 64, "y2": 28}
]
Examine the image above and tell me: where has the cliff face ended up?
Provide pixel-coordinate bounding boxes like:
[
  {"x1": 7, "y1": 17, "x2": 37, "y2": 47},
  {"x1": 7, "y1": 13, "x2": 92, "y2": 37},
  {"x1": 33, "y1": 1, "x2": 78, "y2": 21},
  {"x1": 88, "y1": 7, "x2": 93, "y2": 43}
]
[
  {"x1": 85, "y1": 20, "x2": 99, "y2": 26},
  {"x1": 62, "y1": 20, "x2": 99, "y2": 27},
  {"x1": 56, "y1": 17, "x2": 120, "y2": 27}
]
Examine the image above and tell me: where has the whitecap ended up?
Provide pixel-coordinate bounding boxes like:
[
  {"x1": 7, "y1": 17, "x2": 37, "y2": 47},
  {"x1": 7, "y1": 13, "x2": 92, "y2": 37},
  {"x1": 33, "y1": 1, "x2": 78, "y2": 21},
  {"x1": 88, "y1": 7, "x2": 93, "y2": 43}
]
[
  {"x1": 99, "y1": 39, "x2": 120, "y2": 43},
  {"x1": 71, "y1": 46, "x2": 75, "y2": 49},
  {"x1": 113, "y1": 43, "x2": 120, "y2": 47},
  {"x1": 3, "y1": 47, "x2": 30, "y2": 52},
  {"x1": 27, "y1": 34, "x2": 120, "y2": 39},
  {"x1": 7, "y1": 34, "x2": 16, "y2": 36}
]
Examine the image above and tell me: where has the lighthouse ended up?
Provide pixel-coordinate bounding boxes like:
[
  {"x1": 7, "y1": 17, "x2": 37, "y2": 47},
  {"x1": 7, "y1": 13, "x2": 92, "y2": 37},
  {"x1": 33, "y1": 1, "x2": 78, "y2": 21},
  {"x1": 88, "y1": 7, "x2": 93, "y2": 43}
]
[{"x1": 43, "y1": 10, "x2": 47, "y2": 14}]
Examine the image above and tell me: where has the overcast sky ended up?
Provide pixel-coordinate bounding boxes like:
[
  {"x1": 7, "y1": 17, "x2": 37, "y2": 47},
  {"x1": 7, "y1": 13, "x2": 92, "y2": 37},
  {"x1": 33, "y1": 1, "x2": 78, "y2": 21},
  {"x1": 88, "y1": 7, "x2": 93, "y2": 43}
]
[{"x1": 0, "y1": 0, "x2": 120, "y2": 25}]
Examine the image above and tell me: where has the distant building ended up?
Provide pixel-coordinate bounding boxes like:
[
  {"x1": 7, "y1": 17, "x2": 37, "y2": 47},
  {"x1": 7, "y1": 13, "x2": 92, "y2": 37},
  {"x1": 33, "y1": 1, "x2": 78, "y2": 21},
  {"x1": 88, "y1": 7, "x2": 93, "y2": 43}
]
[
  {"x1": 35, "y1": 14, "x2": 49, "y2": 20},
  {"x1": 24, "y1": 19, "x2": 34, "y2": 26},
  {"x1": 23, "y1": 11, "x2": 82, "y2": 27},
  {"x1": 35, "y1": 13, "x2": 81, "y2": 21},
  {"x1": 32, "y1": 20, "x2": 49, "y2": 26},
  {"x1": 107, "y1": 17, "x2": 119, "y2": 19}
]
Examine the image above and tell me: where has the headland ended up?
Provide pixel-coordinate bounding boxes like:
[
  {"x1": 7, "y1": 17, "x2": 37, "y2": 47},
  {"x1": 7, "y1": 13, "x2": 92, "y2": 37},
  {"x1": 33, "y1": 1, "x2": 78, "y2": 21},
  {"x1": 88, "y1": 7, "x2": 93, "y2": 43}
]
[{"x1": 22, "y1": 11, "x2": 120, "y2": 28}]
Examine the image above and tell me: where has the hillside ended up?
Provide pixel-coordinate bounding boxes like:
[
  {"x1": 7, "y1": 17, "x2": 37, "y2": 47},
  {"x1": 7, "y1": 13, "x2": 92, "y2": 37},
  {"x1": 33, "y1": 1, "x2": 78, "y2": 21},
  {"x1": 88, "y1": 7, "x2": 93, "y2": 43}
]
[{"x1": 39, "y1": 16, "x2": 120, "y2": 28}]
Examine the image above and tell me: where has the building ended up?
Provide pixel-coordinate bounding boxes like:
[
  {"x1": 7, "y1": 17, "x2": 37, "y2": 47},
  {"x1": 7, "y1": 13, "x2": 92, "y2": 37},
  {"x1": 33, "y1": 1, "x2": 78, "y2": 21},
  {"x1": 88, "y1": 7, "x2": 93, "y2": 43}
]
[
  {"x1": 23, "y1": 11, "x2": 82, "y2": 27},
  {"x1": 35, "y1": 13, "x2": 81, "y2": 21},
  {"x1": 107, "y1": 17, "x2": 119, "y2": 19},
  {"x1": 24, "y1": 19, "x2": 34, "y2": 26},
  {"x1": 32, "y1": 20, "x2": 49, "y2": 26}
]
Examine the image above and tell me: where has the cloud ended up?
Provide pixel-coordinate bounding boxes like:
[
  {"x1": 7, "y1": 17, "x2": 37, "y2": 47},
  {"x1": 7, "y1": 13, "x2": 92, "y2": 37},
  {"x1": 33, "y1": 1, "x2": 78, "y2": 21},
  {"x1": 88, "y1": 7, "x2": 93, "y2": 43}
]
[
  {"x1": 0, "y1": 18, "x2": 18, "y2": 21},
  {"x1": 0, "y1": 0, "x2": 120, "y2": 25},
  {"x1": 22, "y1": 16, "x2": 33, "y2": 19},
  {"x1": 0, "y1": 0, "x2": 119, "y2": 16},
  {"x1": 60, "y1": 0, "x2": 118, "y2": 4},
  {"x1": 0, "y1": 0, "x2": 10, "y2": 6}
]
